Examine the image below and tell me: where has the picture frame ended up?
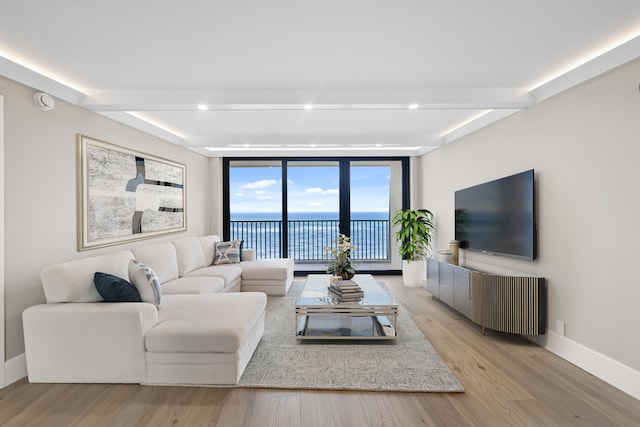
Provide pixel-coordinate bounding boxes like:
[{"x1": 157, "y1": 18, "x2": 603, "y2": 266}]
[{"x1": 77, "y1": 134, "x2": 186, "y2": 250}]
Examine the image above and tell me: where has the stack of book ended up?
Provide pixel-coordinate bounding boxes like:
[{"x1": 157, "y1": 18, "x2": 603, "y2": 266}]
[{"x1": 328, "y1": 280, "x2": 364, "y2": 301}]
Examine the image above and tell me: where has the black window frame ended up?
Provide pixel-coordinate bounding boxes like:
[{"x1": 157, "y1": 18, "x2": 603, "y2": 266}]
[{"x1": 222, "y1": 156, "x2": 410, "y2": 258}]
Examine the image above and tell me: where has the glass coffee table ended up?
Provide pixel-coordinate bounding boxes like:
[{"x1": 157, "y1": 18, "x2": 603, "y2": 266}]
[{"x1": 295, "y1": 274, "x2": 399, "y2": 340}]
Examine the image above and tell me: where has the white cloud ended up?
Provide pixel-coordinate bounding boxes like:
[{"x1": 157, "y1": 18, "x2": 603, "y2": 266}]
[
  {"x1": 308, "y1": 202, "x2": 324, "y2": 207},
  {"x1": 235, "y1": 192, "x2": 245, "y2": 197},
  {"x1": 255, "y1": 190, "x2": 266, "y2": 195},
  {"x1": 242, "y1": 179, "x2": 277, "y2": 190},
  {"x1": 305, "y1": 187, "x2": 339, "y2": 196}
]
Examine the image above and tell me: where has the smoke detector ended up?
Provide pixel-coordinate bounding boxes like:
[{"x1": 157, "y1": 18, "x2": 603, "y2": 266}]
[{"x1": 34, "y1": 92, "x2": 55, "y2": 111}]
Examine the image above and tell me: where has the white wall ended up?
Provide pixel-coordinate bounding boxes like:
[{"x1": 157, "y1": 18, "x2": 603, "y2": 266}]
[
  {"x1": 1, "y1": 76, "x2": 211, "y2": 361},
  {"x1": 0, "y1": 94, "x2": 5, "y2": 386},
  {"x1": 420, "y1": 58, "x2": 640, "y2": 394},
  {"x1": 209, "y1": 157, "x2": 224, "y2": 235}
]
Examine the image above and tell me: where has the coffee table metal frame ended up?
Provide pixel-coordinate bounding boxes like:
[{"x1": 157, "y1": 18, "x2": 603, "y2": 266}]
[{"x1": 295, "y1": 274, "x2": 399, "y2": 340}]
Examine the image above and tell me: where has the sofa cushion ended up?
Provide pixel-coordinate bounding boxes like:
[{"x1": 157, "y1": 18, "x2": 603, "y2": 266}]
[
  {"x1": 184, "y1": 264, "x2": 243, "y2": 286},
  {"x1": 240, "y1": 258, "x2": 294, "y2": 281},
  {"x1": 200, "y1": 235, "x2": 222, "y2": 266},
  {"x1": 146, "y1": 293, "x2": 267, "y2": 353},
  {"x1": 213, "y1": 240, "x2": 243, "y2": 265},
  {"x1": 131, "y1": 243, "x2": 179, "y2": 284},
  {"x1": 41, "y1": 250, "x2": 135, "y2": 303},
  {"x1": 241, "y1": 248, "x2": 256, "y2": 261},
  {"x1": 161, "y1": 276, "x2": 225, "y2": 294},
  {"x1": 172, "y1": 236, "x2": 207, "y2": 276},
  {"x1": 94, "y1": 272, "x2": 142, "y2": 302},
  {"x1": 129, "y1": 260, "x2": 162, "y2": 307}
]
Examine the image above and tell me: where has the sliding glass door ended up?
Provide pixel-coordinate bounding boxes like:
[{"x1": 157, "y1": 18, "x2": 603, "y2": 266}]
[
  {"x1": 224, "y1": 157, "x2": 408, "y2": 271},
  {"x1": 350, "y1": 161, "x2": 403, "y2": 269},
  {"x1": 286, "y1": 161, "x2": 340, "y2": 262},
  {"x1": 227, "y1": 160, "x2": 282, "y2": 258}
]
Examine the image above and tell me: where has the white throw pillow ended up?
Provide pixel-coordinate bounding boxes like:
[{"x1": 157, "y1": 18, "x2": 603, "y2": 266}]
[{"x1": 128, "y1": 259, "x2": 162, "y2": 307}]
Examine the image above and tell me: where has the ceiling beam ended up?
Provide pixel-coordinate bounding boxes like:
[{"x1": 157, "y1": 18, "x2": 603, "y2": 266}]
[
  {"x1": 80, "y1": 88, "x2": 534, "y2": 111},
  {"x1": 530, "y1": 33, "x2": 640, "y2": 102},
  {"x1": 0, "y1": 56, "x2": 85, "y2": 104},
  {"x1": 185, "y1": 133, "x2": 444, "y2": 147},
  {"x1": 95, "y1": 112, "x2": 185, "y2": 145},
  {"x1": 440, "y1": 109, "x2": 522, "y2": 144}
]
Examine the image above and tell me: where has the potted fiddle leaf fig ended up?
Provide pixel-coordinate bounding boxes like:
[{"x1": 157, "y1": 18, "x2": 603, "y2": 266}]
[{"x1": 392, "y1": 208, "x2": 434, "y2": 287}]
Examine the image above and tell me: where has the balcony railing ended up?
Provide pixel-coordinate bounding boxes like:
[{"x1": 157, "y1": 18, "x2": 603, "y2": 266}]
[{"x1": 230, "y1": 219, "x2": 390, "y2": 262}]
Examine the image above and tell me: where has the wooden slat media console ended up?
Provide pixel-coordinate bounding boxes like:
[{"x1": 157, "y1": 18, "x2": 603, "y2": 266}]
[{"x1": 427, "y1": 258, "x2": 546, "y2": 339}]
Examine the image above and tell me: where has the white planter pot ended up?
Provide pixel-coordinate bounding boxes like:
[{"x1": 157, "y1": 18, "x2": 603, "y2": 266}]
[{"x1": 402, "y1": 259, "x2": 425, "y2": 287}]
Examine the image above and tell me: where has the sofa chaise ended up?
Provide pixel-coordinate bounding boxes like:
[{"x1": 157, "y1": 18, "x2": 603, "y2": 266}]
[{"x1": 22, "y1": 235, "x2": 294, "y2": 385}]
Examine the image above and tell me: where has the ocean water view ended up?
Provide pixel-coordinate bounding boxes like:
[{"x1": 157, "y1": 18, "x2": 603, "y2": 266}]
[
  {"x1": 230, "y1": 212, "x2": 391, "y2": 261},
  {"x1": 231, "y1": 212, "x2": 389, "y2": 221}
]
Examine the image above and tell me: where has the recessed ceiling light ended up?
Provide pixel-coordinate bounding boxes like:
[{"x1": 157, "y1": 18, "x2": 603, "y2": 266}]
[
  {"x1": 304, "y1": 104, "x2": 314, "y2": 110},
  {"x1": 244, "y1": 143, "x2": 251, "y2": 148},
  {"x1": 310, "y1": 143, "x2": 317, "y2": 148},
  {"x1": 376, "y1": 143, "x2": 382, "y2": 147},
  {"x1": 197, "y1": 104, "x2": 208, "y2": 111},
  {"x1": 408, "y1": 104, "x2": 419, "y2": 110}
]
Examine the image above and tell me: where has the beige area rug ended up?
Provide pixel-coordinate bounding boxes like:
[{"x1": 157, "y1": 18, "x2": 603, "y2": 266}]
[{"x1": 238, "y1": 281, "x2": 464, "y2": 393}]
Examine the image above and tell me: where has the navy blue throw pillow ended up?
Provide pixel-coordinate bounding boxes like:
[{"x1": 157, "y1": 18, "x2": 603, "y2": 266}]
[{"x1": 94, "y1": 272, "x2": 142, "y2": 302}]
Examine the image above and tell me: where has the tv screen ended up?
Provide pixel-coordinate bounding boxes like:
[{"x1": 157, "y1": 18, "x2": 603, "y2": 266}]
[{"x1": 455, "y1": 169, "x2": 536, "y2": 260}]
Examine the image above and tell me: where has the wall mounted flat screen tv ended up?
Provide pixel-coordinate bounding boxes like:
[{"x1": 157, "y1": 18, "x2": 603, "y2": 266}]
[{"x1": 455, "y1": 169, "x2": 536, "y2": 260}]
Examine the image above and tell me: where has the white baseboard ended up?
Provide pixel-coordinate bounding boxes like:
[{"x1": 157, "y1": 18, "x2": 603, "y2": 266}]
[
  {"x1": 4, "y1": 353, "x2": 27, "y2": 387},
  {"x1": 533, "y1": 331, "x2": 640, "y2": 401}
]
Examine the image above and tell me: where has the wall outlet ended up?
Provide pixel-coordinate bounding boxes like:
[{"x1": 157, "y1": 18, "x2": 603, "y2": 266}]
[{"x1": 556, "y1": 320, "x2": 566, "y2": 337}]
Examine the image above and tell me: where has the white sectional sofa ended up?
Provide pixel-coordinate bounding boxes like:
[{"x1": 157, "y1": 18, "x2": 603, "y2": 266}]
[
  {"x1": 22, "y1": 235, "x2": 294, "y2": 385},
  {"x1": 134, "y1": 235, "x2": 294, "y2": 296}
]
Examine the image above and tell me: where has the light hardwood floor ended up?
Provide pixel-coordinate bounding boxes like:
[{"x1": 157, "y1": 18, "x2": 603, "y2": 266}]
[{"x1": 2, "y1": 275, "x2": 639, "y2": 427}]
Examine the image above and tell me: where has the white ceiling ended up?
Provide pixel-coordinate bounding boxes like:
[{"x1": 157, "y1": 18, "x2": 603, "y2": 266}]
[{"x1": 1, "y1": 1, "x2": 640, "y2": 157}]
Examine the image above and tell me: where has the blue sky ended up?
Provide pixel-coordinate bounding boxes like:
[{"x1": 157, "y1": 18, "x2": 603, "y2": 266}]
[{"x1": 230, "y1": 165, "x2": 390, "y2": 213}]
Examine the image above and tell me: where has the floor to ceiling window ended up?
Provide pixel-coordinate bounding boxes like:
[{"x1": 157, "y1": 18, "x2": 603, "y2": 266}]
[
  {"x1": 350, "y1": 161, "x2": 401, "y2": 264},
  {"x1": 227, "y1": 160, "x2": 282, "y2": 258},
  {"x1": 286, "y1": 161, "x2": 340, "y2": 262},
  {"x1": 223, "y1": 157, "x2": 409, "y2": 272}
]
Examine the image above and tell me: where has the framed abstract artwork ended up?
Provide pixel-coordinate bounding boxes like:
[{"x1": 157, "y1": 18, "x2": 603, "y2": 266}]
[{"x1": 77, "y1": 135, "x2": 186, "y2": 250}]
